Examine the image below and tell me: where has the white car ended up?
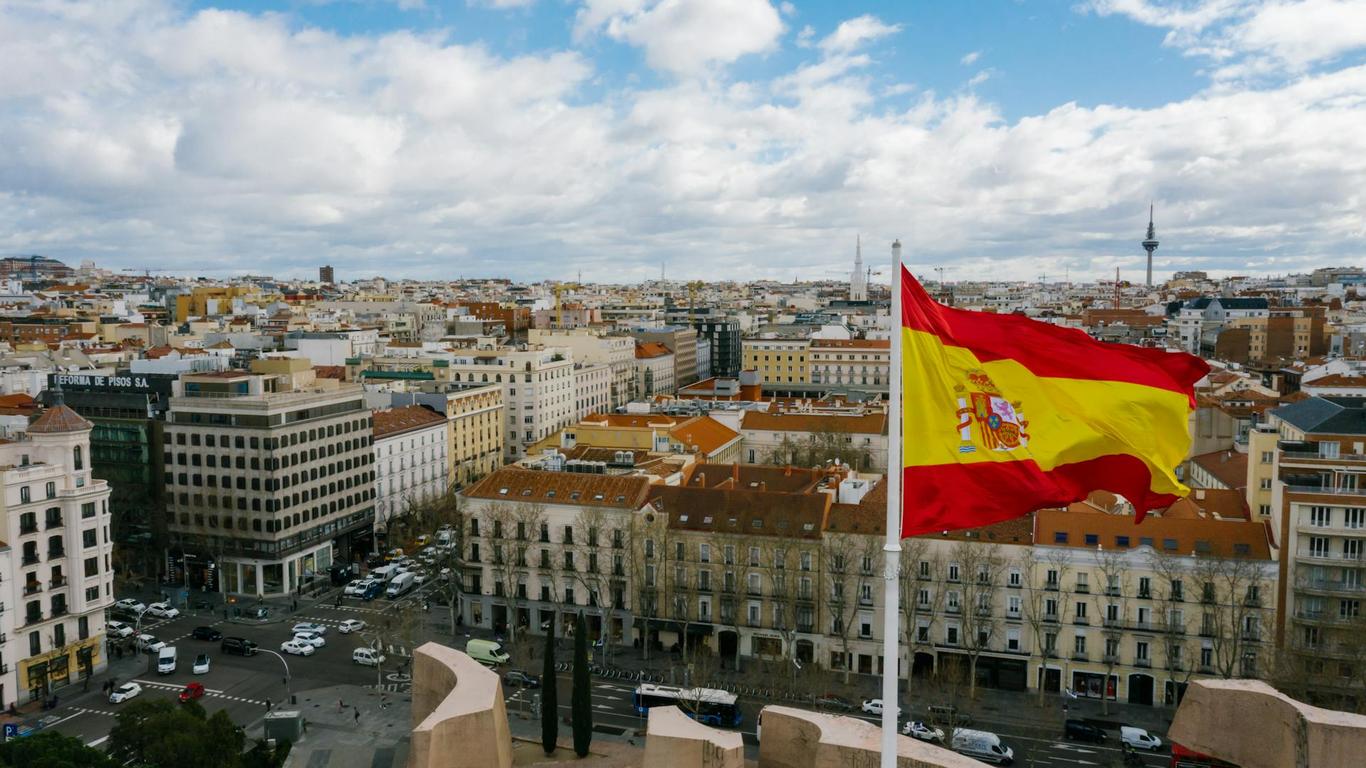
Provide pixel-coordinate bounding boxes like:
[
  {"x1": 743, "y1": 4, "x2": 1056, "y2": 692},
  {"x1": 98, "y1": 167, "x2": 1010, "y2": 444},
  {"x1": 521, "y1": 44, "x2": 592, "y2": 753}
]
[
  {"x1": 412, "y1": 572, "x2": 429, "y2": 585},
  {"x1": 903, "y1": 721, "x2": 945, "y2": 742},
  {"x1": 115, "y1": 598, "x2": 147, "y2": 615},
  {"x1": 861, "y1": 699, "x2": 897, "y2": 716},
  {"x1": 1121, "y1": 726, "x2": 1163, "y2": 751},
  {"x1": 135, "y1": 634, "x2": 166, "y2": 653},
  {"x1": 146, "y1": 602, "x2": 180, "y2": 619},
  {"x1": 193, "y1": 653, "x2": 211, "y2": 674},
  {"x1": 280, "y1": 640, "x2": 315, "y2": 656},
  {"x1": 342, "y1": 580, "x2": 366, "y2": 596},
  {"x1": 352, "y1": 647, "x2": 386, "y2": 667},
  {"x1": 107, "y1": 620, "x2": 133, "y2": 638},
  {"x1": 109, "y1": 682, "x2": 143, "y2": 704},
  {"x1": 291, "y1": 622, "x2": 327, "y2": 636},
  {"x1": 338, "y1": 619, "x2": 366, "y2": 634},
  {"x1": 292, "y1": 631, "x2": 326, "y2": 648}
]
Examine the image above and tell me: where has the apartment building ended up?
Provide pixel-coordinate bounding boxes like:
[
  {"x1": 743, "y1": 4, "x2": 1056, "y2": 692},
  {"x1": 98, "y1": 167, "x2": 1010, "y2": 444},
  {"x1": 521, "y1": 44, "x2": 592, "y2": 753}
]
[
  {"x1": 808, "y1": 339, "x2": 890, "y2": 389},
  {"x1": 388, "y1": 382, "x2": 504, "y2": 490},
  {"x1": 1214, "y1": 307, "x2": 1329, "y2": 364},
  {"x1": 572, "y1": 363, "x2": 612, "y2": 422},
  {"x1": 163, "y1": 359, "x2": 376, "y2": 597},
  {"x1": 528, "y1": 330, "x2": 637, "y2": 409},
  {"x1": 632, "y1": 327, "x2": 699, "y2": 387},
  {"x1": 634, "y1": 342, "x2": 676, "y2": 398},
  {"x1": 742, "y1": 338, "x2": 810, "y2": 385},
  {"x1": 373, "y1": 405, "x2": 450, "y2": 535},
  {"x1": 460, "y1": 468, "x2": 654, "y2": 644},
  {"x1": 739, "y1": 409, "x2": 888, "y2": 472},
  {"x1": 1254, "y1": 396, "x2": 1366, "y2": 706},
  {"x1": 541, "y1": 413, "x2": 742, "y2": 465},
  {"x1": 694, "y1": 319, "x2": 742, "y2": 379},
  {"x1": 1, "y1": 399, "x2": 115, "y2": 705},
  {"x1": 444, "y1": 345, "x2": 576, "y2": 461}
]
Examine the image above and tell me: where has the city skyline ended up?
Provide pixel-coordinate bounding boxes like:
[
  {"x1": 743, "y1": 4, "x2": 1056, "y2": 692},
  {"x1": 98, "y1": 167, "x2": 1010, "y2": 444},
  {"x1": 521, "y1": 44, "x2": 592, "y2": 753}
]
[{"x1": 2, "y1": 1, "x2": 1364, "y2": 283}]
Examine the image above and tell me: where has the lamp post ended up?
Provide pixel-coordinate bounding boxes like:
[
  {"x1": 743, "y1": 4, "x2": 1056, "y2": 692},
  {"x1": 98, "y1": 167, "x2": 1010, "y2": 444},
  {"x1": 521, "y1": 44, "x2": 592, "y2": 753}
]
[{"x1": 258, "y1": 649, "x2": 293, "y2": 705}]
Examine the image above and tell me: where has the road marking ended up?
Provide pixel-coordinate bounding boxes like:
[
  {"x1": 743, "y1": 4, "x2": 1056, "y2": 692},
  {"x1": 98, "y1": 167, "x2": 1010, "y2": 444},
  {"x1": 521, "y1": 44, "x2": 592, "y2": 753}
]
[
  {"x1": 86, "y1": 735, "x2": 110, "y2": 747},
  {"x1": 133, "y1": 678, "x2": 225, "y2": 694}
]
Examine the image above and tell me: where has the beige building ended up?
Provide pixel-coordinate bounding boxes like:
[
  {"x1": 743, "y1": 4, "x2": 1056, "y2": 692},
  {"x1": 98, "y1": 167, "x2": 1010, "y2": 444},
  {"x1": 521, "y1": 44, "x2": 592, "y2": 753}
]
[
  {"x1": 388, "y1": 382, "x2": 505, "y2": 490},
  {"x1": 634, "y1": 342, "x2": 676, "y2": 398},
  {"x1": 808, "y1": 339, "x2": 890, "y2": 388},
  {"x1": 373, "y1": 405, "x2": 450, "y2": 536},
  {"x1": 2, "y1": 399, "x2": 115, "y2": 705},
  {"x1": 444, "y1": 345, "x2": 576, "y2": 461},
  {"x1": 164, "y1": 359, "x2": 376, "y2": 597},
  {"x1": 528, "y1": 329, "x2": 637, "y2": 409},
  {"x1": 572, "y1": 363, "x2": 612, "y2": 422},
  {"x1": 742, "y1": 338, "x2": 809, "y2": 385},
  {"x1": 739, "y1": 409, "x2": 888, "y2": 471}
]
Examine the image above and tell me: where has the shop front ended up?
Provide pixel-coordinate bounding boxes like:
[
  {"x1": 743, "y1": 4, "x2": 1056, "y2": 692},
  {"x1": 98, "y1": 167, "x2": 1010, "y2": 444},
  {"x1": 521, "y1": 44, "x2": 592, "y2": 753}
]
[{"x1": 1071, "y1": 670, "x2": 1118, "y2": 701}]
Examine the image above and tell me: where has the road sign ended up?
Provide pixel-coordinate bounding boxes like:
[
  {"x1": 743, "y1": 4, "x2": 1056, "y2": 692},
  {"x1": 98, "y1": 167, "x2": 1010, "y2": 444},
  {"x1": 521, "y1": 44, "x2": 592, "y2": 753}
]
[{"x1": 3, "y1": 722, "x2": 19, "y2": 741}]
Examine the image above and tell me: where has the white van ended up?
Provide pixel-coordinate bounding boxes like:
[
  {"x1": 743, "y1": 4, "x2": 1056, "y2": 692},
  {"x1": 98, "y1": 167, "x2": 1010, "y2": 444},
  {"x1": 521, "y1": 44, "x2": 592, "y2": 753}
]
[
  {"x1": 353, "y1": 647, "x2": 386, "y2": 667},
  {"x1": 951, "y1": 728, "x2": 1013, "y2": 765},
  {"x1": 465, "y1": 638, "x2": 510, "y2": 666},
  {"x1": 436, "y1": 530, "x2": 454, "y2": 547},
  {"x1": 1120, "y1": 726, "x2": 1162, "y2": 751},
  {"x1": 386, "y1": 571, "x2": 416, "y2": 598},
  {"x1": 371, "y1": 564, "x2": 399, "y2": 583},
  {"x1": 157, "y1": 646, "x2": 178, "y2": 675}
]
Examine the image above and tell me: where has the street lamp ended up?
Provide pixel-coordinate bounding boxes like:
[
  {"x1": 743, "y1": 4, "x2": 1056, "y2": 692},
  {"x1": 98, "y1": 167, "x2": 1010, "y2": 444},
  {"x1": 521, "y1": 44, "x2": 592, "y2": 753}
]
[{"x1": 258, "y1": 649, "x2": 293, "y2": 706}]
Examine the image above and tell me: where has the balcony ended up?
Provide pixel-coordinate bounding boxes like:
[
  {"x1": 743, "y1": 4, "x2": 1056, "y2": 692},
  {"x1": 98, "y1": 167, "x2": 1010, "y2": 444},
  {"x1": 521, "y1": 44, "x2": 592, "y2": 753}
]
[
  {"x1": 746, "y1": 617, "x2": 763, "y2": 628},
  {"x1": 945, "y1": 605, "x2": 961, "y2": 615},
  {"x1": 1245, "y1": 596, "x2": 1263, "y2": 608},
  {"x1": 21, "y1": 555, "x2": 39, "y2": 566},
  {"x1": 45, "y1": 518, "x2": 63, "y2": 530},
  {"x1": 1137, "y1": 591, "x2": 1152, "y2": 601},
  {"x1": 1071, "y1": 653, "x2": 1088, "y2": 662},
  {"x1": 51, "y1": 605, "x2": 69, "y2": 617},
  {"x1": 1044, "y1": 582, "x2": 1059, "y2": 592},
  {"x1": 1103, "y1": 654, "x2": 1120, "y2": 664},
  {"x1": 1005, "y1": 610, "x2": 1022, "y2": 620},
  {"x1": 1074, "y1": 617, "x2": 1090, "y2": 626},
  {"x1": 24, "y1": 612, "x2": 43, "y2": 626},
  {"x1": 1134, "y1": 658, "x2": 1152, "y2": 668},
  {"x1": 1075, "y1": 585, "x2": 1090, "y2": 594},
  {"x1": 1043, "y1": 613, "x2": 1060, "y2": 624},
  {"x1": 47, "y1": 549, "x2": 65, "y2": 560},
  {"x1": 1296, "y1": 575, "x2": 1366, "y2": 595},
  {"x1": 50, "y1": 576, "x2": 68, "y2": 589},
  {"x1": 1243, "y1": 630, "x2": 1263, "y2": 642},
  {"x1": 23, "y1": 583, "x2": 41, "y2": 596},
  {"x1": 1105, "y1": 587, "x2": 1122, "y2": 597},
  {"x1": 19, "y1": 523, "x2": 38, "y2": 536},
  {"x1": 1198, "y1": 664, "x2": 1215, "y2": 674},
  {"x1": 1286, "y1": 484, "x2": 1366, "y2": 498}
]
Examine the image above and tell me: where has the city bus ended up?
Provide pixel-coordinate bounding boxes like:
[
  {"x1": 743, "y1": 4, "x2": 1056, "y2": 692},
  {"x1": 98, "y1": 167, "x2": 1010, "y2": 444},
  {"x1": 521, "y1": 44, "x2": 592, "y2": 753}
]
[{"x1": 631, "y1": 683, "x2": 742, "y2": 728}]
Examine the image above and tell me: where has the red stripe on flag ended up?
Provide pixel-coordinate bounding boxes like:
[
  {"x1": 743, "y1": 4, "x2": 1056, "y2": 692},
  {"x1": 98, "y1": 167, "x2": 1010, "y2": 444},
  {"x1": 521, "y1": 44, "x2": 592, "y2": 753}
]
[
  {"x1": 901, "y1": 454, "x2": 1179, "y2": 538},
  {"x1": 901, "y1": 267, "x2": 1208, "y2": 402}
]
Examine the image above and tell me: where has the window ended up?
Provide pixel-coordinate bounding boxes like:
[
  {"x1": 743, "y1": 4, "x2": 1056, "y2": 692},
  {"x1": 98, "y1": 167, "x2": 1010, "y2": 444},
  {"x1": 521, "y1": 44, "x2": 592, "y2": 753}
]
[
  {"x1": 948, "y1": 564, "x2": 960, "y2": 582},
  {"x1": 1309, "y1": 536, "x2": 1330, "y2": 558},
  {"x1": 1348, "y1": 508, "x2": 1366, "y2": 530},
  {"x1": 84, "y1": 557, "x2": 99, "y2": 577},
  {"x1": 1008, "y1": 569, "x2": 1021, "y2": 587},
  {"x1": 1311, "y1": 506, "x2": 1331, "y2": 527},
  {"x1": 45, "y1": 482, "x2": 55, "y2": 499},
  {"x1": 1260, "y1": 451, "x2": 1273, "y2": 464},
  {"x1": 82, "y1": 529, "x2": 96, "y2": 548},
  {"x1": 1260, "y1": 478, "x2": 1272, "y2": 490},
  {"x1": 1053, "y1": 531, "x2": 1068, "y2": 544},
  {"x1": 699, "y1": 543, "x2": 710, "y2": 563},
  {"x1": 1074, "y1": 635, "x2": 1087, "y2": 655}
]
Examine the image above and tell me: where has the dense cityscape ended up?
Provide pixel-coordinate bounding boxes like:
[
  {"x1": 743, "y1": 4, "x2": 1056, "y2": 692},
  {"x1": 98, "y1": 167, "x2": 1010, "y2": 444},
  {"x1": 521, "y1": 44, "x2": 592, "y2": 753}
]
[{"x1": 0, "y1": 246, "x2": 1362, "y2": 766}]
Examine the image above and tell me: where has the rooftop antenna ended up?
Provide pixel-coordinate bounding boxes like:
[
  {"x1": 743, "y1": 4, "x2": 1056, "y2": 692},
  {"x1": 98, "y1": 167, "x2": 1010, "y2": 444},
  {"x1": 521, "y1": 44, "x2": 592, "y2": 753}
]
[{"x1": 1115, "y1": 266, "x2": 1121, "y2": 309}]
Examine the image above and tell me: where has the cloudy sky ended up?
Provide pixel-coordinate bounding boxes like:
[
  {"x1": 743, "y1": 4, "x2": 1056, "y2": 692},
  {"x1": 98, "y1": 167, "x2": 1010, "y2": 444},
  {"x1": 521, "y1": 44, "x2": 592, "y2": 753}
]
[{"x1": 1, "y1": 0, "x2": 1364, "y2": 283}]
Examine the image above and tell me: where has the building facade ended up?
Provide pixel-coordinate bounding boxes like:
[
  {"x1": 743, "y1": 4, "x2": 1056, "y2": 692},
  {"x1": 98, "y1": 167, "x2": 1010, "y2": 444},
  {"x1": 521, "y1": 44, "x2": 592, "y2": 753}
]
[
  {"x1": 163, "y1": 362, "x2": 376, "y2": 597},
  {"x1": 635, "y1": 343, "x2": 676, "y2": 398},
  {"x1": 742, "y1": 339, "x2": 810, "y2": 386},
  {"x1": 572, "y1": 363, "x2": 613, "y2": 422},
  {"x1": 809, "y1": 340, "x2": 890, "y2": 389},
  {"x1": 445, "y1": 346, "x2": 576, "y2": 461},
  {"x1": 373, "y1": 405, "x2": 450, "y2": 538},
  {"x1": 1, "y1": 401, "x2": 115, "y2": 706},
  {"x1": 389, "y1": 382, "x2": 505, "y2": 490}
]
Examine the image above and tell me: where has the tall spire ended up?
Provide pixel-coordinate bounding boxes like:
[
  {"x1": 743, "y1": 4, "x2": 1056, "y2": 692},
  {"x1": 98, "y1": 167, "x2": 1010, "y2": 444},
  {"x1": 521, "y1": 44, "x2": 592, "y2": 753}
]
[
  {"x1": 1142, "y1": 202, "x2": 1160, "y2": 288},
  {"x1": 850, "y1": 234, "x2": 868, "y2": 301}
]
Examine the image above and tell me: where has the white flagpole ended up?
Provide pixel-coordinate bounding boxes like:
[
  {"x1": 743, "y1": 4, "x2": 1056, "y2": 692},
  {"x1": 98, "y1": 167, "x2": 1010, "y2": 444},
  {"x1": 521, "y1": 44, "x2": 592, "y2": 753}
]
[{"x1": 880, "y1": 239, "x2": 904, "y2": 768}]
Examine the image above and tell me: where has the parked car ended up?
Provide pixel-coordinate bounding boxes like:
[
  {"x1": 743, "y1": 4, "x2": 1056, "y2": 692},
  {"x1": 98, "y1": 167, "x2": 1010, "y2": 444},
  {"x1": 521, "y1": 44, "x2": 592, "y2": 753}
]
[
  {"x1": 280, "y1": 640, "x2": 315, "y2": 656},
  {"x1": 106, "y1": 620, "x2": 133, "y2": 638},
  {"x1": 412, "y1": 571, "x2": 429, "y2": 585},
  {"x1": 343, "y1": 579, "x2": 367, "y2": 596},
  {"x1": 191, "y1": 626, "x2": 222, "y2": 641},
  {"x1": 109, "y1": 682, "x2": 142, "y2": 704},
  {"x1": 1120, "y1": 726, "x2": 1162, "y2": 751},
  {"x1": 361, "y1": 581, "x2": 384, "y2": 600},
  {"x1": 220, "y1": 636, "x2": 258, "y2": 656},
  {"x1": 146, "y1": 602, "x2": 180, "y2": 619},
  {"x1": 291, "y1": 622, "x2": 327, "y2": 635},
  {"x1": 352, "y1": 647, "x2": 385, "y2": 667},
  {"x1": 193, "y1": 653, "x2": 211, "y2": 674},
  {"x1": 926, "y1": 704, "x2": 972, "y2": 726},
  {"x1": 179, "y1": 682, "x2": 206, "y2": 703},
  {"x1": 115, "y1": 598, "x2": 147, "y2": 615},
  {"x1": 135, "y1": 634, "x2": 165, "y2": 653},
  {"x1": 812, "y1": 694, "x2": 855, "y2": 712},
  {"x1": 903, "y1": 721, "x2": 945, "y2": 743},
  {"x1": 292, "y1": 631, "x2": 326, "y2": 648},
  {"x1": 1065, "y1": 719, "x2": 1107, "y2": 743},
  {"x1": 504, "y1": 670, "x2": 540, "y2": 688},
  {"x1": 338, "y1": 619, "x2": 366, "y2": 634}
]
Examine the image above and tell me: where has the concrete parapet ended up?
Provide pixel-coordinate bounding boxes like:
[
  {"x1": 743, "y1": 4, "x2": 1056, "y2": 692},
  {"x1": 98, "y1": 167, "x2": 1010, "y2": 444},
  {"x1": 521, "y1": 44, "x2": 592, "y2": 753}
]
[
  {"x1": 756, "y1": 706, "x2": 985, "y2": 768},
  {"x1": 644, "y1": 707, "x2": 745, "y2": 768},
  {"x1": 1169, "y1": 679, "x2": 1366, "y2": 768},
  {"x1": 407, "y1": 642, "x2": 513, "y2": 768}
]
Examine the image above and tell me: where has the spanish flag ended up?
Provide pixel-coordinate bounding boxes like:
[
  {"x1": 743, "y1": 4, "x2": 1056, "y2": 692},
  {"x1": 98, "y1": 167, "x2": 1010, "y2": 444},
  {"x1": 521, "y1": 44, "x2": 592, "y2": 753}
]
[{"x1": 900, "y1": 267, "x2": 1208, "y2": 536}]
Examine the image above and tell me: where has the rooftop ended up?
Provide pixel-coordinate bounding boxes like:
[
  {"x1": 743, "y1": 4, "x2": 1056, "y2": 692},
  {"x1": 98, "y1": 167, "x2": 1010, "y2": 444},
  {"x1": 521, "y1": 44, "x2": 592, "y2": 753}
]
[
  {"x1": 372, "y1": 405, "x2": 447, "y2": 439},
  {"x1": 464, "y1": 467, "x2": 652, "y2": 509},
  {"x1": 1273, "y1": 396, "x2": 1366, "y2": 436}
]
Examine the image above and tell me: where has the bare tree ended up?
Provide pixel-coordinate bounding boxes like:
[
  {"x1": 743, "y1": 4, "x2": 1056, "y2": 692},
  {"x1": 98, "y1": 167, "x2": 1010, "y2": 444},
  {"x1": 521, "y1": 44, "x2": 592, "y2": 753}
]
[
  {"x1": 626, "y1": 508, "x2": 668, "y2": 662},
  {"x1": 1192, "y1": 552, "x2": 1269, "y2": 679},
  {"x1": 716, "y1": 530, "x2": 763, "y2": 673},
  {"x1": 1146, "y1": 548, "x2": 1197, "y2": 707},
  {"x1": 763, "y1": 426, "x2": 874, "y2": 471},
  {"x1": 570, "y1": 508, "x2": 614, "y2": 663},
  {"x1": 1015, "y1": 548, "x2": 1067, "y2": 706},
  {"x1": 1095, "y1": 547, "x2": 1129, "y2": 716},
  {"x1": 953, "y1": 541, "x2": 1003, "y2": 699},
  {"x1": 899, "y1": 537, "x2": 943, "y2": 681}
]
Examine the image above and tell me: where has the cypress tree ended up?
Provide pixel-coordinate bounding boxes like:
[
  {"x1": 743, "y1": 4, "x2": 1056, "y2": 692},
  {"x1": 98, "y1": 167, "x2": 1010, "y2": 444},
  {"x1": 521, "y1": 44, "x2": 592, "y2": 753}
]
[
  {"x1": 541, "y1": 620, "x2": 558, "y2": 755},
  {"x1": 571, "y1": 612, "x2": 593, "y2": 757}
]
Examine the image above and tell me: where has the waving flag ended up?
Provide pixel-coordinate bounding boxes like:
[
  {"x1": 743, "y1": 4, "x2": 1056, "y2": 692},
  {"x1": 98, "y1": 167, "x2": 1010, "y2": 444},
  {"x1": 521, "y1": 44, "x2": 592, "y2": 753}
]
[{"x1": 898, "y1": 266, "x2": 1208, "y2": 536}]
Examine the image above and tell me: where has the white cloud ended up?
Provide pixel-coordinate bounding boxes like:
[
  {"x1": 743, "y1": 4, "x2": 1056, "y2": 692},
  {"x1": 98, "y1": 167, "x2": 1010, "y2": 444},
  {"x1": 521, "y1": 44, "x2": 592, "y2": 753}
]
[
  {"x1": 576, "y1": 0, "x2": 783, "y2": 76},
  {"x1": 966, "y1": 69, "x2": 992, "y2": 87},
  {"x1": 961, "y1": 50, "x2": 981, "y2": 66},
  {"x1": 819, "y1": 14, "x2": 901, "y2": 54},
  {"x1": 1084, "y1": 0, "x2": 1366, "y2": 78},
  {"x1": 0, "y1": 0, "x2": 1363, "y2": 282}
]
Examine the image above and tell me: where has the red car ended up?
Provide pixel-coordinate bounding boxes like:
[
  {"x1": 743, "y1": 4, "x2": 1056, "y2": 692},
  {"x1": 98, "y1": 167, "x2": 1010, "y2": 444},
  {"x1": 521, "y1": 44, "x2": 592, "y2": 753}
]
[{"x1": 178, "y1": 682, "x2": 205, "y2": 703}]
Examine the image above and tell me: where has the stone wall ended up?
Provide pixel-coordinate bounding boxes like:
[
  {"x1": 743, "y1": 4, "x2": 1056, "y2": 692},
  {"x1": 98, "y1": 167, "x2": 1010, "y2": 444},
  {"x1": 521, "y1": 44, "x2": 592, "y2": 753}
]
[
  {"x1": 407, "y1": 642, "x2": 513, "y2": 768},
  {"x1": 756, "y1": 707, "x2": 985, "y2": 768},
  {"x1": 644, "y1": 707, "x2": 745, "y2": 768}
]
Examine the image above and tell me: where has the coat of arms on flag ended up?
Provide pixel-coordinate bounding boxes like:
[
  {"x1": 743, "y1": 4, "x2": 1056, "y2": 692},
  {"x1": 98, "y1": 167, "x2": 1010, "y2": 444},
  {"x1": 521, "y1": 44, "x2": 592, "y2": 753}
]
[{"x1": 955, "y1": 371, "x2": 1028, "y2": 454}]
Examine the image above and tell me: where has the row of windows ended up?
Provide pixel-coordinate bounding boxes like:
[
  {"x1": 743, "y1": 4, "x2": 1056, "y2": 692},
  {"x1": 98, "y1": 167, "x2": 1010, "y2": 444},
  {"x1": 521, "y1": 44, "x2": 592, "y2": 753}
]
[{"x1": 173, "y1": 489, "x2": 373, "y2": 532}]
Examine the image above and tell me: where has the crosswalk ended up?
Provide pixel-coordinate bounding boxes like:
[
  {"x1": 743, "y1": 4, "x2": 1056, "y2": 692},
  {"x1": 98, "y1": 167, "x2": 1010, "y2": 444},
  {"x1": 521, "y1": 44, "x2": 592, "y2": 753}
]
[
  {"x1": 131, "y1": 678, "x2": 265, "y2": 705},
  {"x1": 161, "y1": 619, "x2": 228, "y2": 644},
  {"x1": 74, "y1": 706, "x2": 116, "y2": 718}
]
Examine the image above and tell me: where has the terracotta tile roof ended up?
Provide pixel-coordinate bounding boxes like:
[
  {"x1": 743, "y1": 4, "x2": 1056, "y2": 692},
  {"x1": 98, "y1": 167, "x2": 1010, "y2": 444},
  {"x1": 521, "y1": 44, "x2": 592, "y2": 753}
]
[
  {"x1": 28, "y1": 403, "x2": 93, "y2": 433},
  {"x1": 1188, "y1": 450, "x2": 1248, "y2": 491},
  {"x1": 668, "y1": 416, "x2": 741, "y2": 456},
  {"x1": 465, "y1": 467, "x2": 652, "y2": 509},
  {"x1": 312, "y1": 365, "x2": 346, "y2": 380},
  {"x1": 740, "y1": 410, "x2": 887, "y2": 435},
  {"x1": 683, "y1": 463, "x2": 836, "y2": 494},
  {"x1": 635, "y1": 342, "x2": 673, "y2": 359},
  {"x1": 371, "y1": 404, "x2": 447, "y2": 439},
  {"x1": 651, "y1": 484, "x2": 831, "y2": 539},
  {"x1": 1305, "y1": 373, "x2": 1366, "y2": 388},
  {"x1": 1035, "y1": 491, "x2": 1269, "y2": 559},
  {"x1": 580, "y1": 413, "x2": 683, "y2": 429}
]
